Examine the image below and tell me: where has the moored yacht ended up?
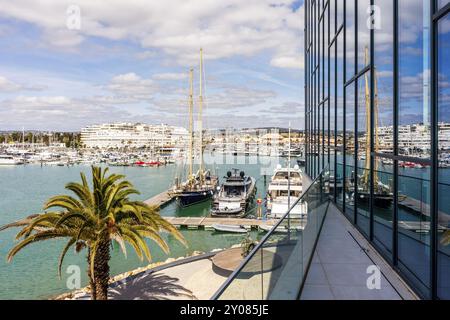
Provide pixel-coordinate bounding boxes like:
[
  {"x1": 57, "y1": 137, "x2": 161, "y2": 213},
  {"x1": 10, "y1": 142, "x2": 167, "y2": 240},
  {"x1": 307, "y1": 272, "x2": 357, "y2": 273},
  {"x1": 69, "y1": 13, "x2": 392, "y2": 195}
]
[
  {"x1": 210, "y1": 169, "x2": 257, "y2": 217},
  {"x1": 0, "y1": 155, "x2": 24, "y2": 165},
  {"x1": 266, "y1": 164, "x2": 306, "y2": 219}
]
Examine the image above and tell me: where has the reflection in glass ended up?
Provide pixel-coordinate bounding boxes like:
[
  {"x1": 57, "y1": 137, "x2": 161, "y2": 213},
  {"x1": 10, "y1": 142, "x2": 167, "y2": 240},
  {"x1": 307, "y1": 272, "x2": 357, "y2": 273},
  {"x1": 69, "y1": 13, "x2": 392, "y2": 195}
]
[
  {"x1": 346, "y1": 0, "x2": 355, "y2": 81},
  {"x1": 437, "y1": 12, "x2": 450, "y2": 300},
  {"x1": 374, "y1": 0, "x2": 394, "y2": 154},
  {"x1": 336, "y1": 33, "x2": 344, "y2": 209},
  {"x1": 438, "y1": 0, "x2": 450, "y2": 10},
  {"x1": 373, "y1": 156, "x2": 394, "y2": 257},
  {"x1": 357, "y1": 0, "x2": 371, "y2": 71},
  {"x1": 336, "y1": 0, "x2": 343, "y2": 28},
  {"x1": 345, "y1": 82, "x2": 355, "y2": 220},
  {"x1": 356, "y1": 70, "x2": 371, "y2": 236},
  {"x1": 330, "y1": 0, "x2": 336, "y2": 35},
  {"x1": 397, "y1": 167, "x2": 431, "y2": 298},
  {"x1": 330, "y1": 40, "x2": 336, "y2": 198},
  {"x1": 398, "y1": 0, "x2": 431, "y2": 158}
]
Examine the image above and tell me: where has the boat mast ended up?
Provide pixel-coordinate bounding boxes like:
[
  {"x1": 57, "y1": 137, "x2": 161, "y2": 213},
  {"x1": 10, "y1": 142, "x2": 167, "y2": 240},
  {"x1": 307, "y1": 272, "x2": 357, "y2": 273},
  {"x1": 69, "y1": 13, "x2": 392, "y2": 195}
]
[
  {"x1": 373, "y1": 64, "x2": 379, "y2": 187},
  {"x1": 362, "y1": 46, "x2": 379, "y2": 188},
  {"x1": 188, "y1": 68, "x2": 194, "y2": 179},
  {"x1": 198, "y1": 48, "x2": 204, "y2": 179}
]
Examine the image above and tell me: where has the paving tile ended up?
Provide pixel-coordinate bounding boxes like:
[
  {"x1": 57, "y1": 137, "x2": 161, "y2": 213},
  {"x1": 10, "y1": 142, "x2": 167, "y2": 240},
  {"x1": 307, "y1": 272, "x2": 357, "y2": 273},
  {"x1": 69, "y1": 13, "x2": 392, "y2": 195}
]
[
  {"x1": 322, "y1": 263, "x2": 377, "y2": 286},
  {"x1": 301, "y1": 203, "x2": 407, "y2": 300},
  {"x1": 316, "y1": 244, "x2": 370, "y2": 264},
  {"x1": 330, "y1": 285, "x2": 401, "y2": 300},
  {"x1": 301, "y1": 285, "x2": 335, "y2": 300},
  {"x1": 305, "y1": 263, "x2": 328, "y2": 285}
]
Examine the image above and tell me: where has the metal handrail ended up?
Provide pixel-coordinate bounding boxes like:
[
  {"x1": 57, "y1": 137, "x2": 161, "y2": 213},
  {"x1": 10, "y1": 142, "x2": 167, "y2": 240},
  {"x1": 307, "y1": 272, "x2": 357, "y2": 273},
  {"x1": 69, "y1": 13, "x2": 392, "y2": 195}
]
[{"x1": 211, "y1": 165, "x2": 329, "y2": 300}]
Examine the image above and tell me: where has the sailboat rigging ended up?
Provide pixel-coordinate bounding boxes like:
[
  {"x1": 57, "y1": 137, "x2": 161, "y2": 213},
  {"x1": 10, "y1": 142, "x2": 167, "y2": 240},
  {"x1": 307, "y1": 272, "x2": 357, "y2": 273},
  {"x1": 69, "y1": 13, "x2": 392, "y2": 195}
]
[{"x1": 172, "y1": 49, "x2": 219, "y2": 207}]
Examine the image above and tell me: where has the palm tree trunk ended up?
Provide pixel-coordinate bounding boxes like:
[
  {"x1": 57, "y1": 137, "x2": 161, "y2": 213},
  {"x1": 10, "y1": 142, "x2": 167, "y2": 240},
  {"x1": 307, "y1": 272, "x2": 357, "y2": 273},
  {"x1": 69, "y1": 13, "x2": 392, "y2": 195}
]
[
  {"x1": 87, "y1": 249, "x2": 97, "y2": 300},
  {"x1": 93, "y1": 238, "x2": 110, "y2": 300}
]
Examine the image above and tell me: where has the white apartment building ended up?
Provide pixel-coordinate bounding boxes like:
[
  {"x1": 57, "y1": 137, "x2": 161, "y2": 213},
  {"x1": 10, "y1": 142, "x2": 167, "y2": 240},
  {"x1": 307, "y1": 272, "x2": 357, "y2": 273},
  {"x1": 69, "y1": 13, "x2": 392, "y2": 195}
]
[
  {"x1": 376, "y1": 122, "x2": 450, "y2": 153},
  {"x1": 80, "y1": 123, "x2": 188, "y2": 149}
]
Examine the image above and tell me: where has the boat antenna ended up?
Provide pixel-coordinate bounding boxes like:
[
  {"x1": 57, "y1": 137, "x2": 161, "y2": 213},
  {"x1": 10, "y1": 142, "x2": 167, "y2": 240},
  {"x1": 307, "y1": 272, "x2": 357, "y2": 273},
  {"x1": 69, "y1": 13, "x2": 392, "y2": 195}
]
[{"x1": 188, "y1": 68, "x2": 194, "y2": 180}]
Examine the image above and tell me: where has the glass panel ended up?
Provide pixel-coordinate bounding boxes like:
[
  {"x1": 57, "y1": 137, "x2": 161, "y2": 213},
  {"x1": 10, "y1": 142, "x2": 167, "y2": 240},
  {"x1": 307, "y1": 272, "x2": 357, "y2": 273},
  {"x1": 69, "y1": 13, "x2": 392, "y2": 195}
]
[
  {"x1": 330, "y1": 0, "x2": 336, "y2": 36},
  {"x1": 357, "y1": 0, "x2": 371, "y2": 71},
  {"x1": 357, "y1": 72, "x2": 371, "y2": 236},
  {"x1": 373, "y1": 156, "x2": 394, "y2": 257},
  {"x1": 346, "y1": 0, "x2": 356, "y2": 80},
  {"x1": 215, "y1": 168, "x2": 330, "y2": 300},
  {"x1": 324, "y1": 5, "x2": 329, "y2": 100},
  {"x1": 397, "y1": 166, "x2": 431, "y2": 298},
  {"x1": 336, "y1": 33, "x2": 345, "y2": 209},
  {"x1": 437, "y1": 12, "x2": 450, "y2": 300},
  {"x1": 336, "y1": 0, "x2": 343, "y2": 28},
  {"x1": 374, "y1": 0, "x2": 394, "y2": 155},
  {"x1": 345, "y1": 82, "x2": 355, "y2": 221},
  {"x1": 330, "y1": 40, "x2": 337, "y2": 198},
  {"x1": 438, "y1": 0, "x2": 450, "y2": 10},
  {"x1": 398, "y1": 0, "x2": 431, "y2": 158}
]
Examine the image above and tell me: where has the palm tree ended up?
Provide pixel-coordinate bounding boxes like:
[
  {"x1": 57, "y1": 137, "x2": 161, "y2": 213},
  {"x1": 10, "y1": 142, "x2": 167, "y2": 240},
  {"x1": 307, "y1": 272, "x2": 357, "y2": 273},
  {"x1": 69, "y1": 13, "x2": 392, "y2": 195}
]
[{"x1": 2, "y1": 166, "x2": 186, "y2": 300}]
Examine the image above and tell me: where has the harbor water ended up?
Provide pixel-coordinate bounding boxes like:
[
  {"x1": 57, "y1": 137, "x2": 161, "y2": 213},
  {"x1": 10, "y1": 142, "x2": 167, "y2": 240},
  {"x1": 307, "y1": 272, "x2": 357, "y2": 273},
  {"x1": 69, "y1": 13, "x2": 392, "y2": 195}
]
[{"x1": 0, "y1": 154, "x2": 279, "y2": 299}]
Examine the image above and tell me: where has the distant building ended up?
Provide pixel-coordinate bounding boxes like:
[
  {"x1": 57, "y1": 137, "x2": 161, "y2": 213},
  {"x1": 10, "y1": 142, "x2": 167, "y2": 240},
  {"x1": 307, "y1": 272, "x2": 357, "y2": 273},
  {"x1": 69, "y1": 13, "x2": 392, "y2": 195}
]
[{"x1": 80, "y1": 123, "x2": 188, "y2": 149}]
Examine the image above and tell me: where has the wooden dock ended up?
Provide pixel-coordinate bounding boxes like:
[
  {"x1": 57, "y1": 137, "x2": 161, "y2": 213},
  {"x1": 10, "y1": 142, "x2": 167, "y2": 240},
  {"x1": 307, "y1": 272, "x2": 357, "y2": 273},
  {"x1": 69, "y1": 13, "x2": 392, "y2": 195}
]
[
  {"x1": 144, "y1": 189, "x2": 175, "y2": 208},
  {"x1": 398, "y1": 195, "x2": 450, "y2": 224},
  {"x1": 162, "y1": 216, "x2": 278, "y2": 230},
  {"x1": 143, "y1": 190, "x2": 278, "y2": 231}
]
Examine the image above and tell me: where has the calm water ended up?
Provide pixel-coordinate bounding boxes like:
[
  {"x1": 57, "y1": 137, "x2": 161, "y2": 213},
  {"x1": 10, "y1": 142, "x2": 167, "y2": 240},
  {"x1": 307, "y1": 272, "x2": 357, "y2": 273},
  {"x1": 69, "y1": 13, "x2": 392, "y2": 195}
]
[{"x1": 0, "y1": 154, "x2": 279, "y2": 299}]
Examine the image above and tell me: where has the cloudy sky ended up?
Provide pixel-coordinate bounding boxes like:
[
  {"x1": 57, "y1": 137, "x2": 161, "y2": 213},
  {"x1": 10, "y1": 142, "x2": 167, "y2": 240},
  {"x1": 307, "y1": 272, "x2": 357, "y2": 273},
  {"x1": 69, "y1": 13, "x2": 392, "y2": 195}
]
[{"x1": 0, "y1": 0, "x2": 304, "y2": 131}]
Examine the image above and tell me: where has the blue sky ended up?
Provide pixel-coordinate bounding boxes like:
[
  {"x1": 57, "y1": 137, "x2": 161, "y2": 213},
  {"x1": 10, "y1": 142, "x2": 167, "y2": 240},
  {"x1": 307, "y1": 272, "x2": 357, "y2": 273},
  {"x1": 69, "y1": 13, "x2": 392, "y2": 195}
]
[{"x1": 0, "y1": 0, "x2": 305, "y2": 131}]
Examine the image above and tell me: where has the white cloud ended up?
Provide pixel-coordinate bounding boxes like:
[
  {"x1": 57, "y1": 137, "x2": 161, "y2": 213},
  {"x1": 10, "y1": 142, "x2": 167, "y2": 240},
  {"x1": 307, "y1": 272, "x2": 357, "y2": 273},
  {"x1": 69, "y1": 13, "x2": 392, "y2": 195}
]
[
  {"x1": 0, "y1": 75, "x2": 46, "y2": 92},
  {"x1": 0, "y1": 0, "x2": 304, "y2": 69},
  {"x1": 105, "y1": 72, "x2": 158, "y2": 99},
  {"x1": 152, "y1": 73, "x2": 188, "y2": 80},
  {"x1": 270, "y1": 56, "x2": 303, "y2": 69},
  {"x1": 0, "y1": 76, "x2": 22, "y2": 92}
]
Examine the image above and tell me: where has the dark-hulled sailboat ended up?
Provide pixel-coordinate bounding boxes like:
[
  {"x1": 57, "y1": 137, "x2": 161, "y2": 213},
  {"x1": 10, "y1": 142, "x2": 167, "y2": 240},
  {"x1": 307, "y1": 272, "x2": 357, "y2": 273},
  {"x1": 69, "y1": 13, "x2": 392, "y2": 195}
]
[
  {"x1": 172, "y1": 49, "x2": 218, "y2": 207},
  {"x1": 349, "y1": 46, "x2": 393, "y2": 208}
]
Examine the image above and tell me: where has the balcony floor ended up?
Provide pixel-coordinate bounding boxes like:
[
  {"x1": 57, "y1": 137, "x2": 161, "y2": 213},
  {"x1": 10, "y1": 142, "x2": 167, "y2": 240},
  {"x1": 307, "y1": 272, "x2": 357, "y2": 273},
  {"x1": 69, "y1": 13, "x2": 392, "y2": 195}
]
[{"x1": 300, "y1": 202, "x2": 418, "y2": 300}]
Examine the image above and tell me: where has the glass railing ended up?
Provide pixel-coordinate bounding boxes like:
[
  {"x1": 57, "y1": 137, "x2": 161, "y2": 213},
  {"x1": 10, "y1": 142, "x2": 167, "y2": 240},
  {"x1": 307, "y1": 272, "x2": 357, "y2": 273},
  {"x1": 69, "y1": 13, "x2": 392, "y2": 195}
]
[{"x1": 211, "y1": 166, "x2": 330, "y2": 300}]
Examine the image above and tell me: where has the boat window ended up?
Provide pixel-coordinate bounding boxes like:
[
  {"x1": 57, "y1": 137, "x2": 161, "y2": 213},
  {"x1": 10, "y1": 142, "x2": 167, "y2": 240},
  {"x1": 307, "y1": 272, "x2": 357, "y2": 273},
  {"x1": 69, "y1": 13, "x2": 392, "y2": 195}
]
[{"x1": 274, "y1": 172, "x2": 301, "y2": 179}]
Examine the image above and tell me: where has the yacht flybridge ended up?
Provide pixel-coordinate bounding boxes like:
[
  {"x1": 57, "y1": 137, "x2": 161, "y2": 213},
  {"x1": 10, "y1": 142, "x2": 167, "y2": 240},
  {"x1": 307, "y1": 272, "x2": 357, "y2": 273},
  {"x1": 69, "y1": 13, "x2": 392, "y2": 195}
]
[
  {"x1": 172, "y1": 49, "x2": 218, "y2": 207},
  {"x1": 211, "y1": 169, "x2": 256, "y2": 217},
  {"x1": 266, "y1": 164, "x2": 306, "y2": 219}
]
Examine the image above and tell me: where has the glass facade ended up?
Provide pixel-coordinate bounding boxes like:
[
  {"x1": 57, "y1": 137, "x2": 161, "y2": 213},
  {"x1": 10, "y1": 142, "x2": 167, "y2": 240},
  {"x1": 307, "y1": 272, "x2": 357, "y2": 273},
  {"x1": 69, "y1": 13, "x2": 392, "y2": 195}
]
[{"x1": 305, "y1": 0, "x2": 450, "y2": 299}]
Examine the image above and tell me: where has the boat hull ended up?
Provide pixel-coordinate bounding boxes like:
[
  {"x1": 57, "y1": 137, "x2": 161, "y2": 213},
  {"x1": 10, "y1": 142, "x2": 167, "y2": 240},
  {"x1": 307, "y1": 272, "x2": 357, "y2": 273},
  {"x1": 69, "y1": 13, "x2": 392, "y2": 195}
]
[
  {"x1": 176, "y1": 190, "x2": 214, "y2": 207},
  {"x1": 212, "y1": 224, "x2": 248, "y2": 233},
  {"x1": 357, "y1": 192, "x2": 393, "y2": 208}
]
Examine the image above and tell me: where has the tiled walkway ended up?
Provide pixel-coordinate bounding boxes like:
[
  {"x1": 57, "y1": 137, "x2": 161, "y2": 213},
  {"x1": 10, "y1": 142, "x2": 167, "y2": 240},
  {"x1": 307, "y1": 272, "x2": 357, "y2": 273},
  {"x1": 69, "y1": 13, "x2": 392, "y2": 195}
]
[{"x1": 301, "y1": 203, "x2": 417, "y2": 300}]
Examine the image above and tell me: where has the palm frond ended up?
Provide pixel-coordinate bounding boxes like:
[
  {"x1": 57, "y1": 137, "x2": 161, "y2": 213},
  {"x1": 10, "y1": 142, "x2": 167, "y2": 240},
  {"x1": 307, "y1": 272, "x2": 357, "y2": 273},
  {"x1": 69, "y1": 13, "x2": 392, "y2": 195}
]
[{"x1": 58, "y1": 238, "x2": 76, "y2": 278}]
